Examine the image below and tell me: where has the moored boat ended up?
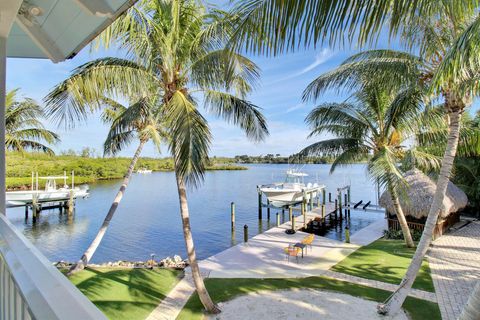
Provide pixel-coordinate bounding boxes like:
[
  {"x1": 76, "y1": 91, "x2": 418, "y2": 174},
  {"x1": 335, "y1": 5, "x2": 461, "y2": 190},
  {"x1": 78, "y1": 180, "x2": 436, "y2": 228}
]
[
  {"x1": 6, "y1": 173, "x2": 89, "y2": 207},
  {"x1": 259, "y1": 169, "x2": 325, "y2": 206}
]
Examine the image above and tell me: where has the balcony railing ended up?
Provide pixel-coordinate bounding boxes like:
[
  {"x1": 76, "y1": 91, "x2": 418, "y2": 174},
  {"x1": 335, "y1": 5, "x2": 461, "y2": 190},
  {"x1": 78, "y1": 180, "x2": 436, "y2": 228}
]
[{"x1": 0, "y1": 214, "x2": 106, "y2": 320}]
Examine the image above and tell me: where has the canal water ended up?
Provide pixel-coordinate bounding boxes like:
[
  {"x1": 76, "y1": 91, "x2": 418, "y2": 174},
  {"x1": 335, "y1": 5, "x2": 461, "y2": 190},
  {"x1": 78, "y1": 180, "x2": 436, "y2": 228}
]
[{"x1": 6, "y1": 164, "x2": 383, "y2": 263}]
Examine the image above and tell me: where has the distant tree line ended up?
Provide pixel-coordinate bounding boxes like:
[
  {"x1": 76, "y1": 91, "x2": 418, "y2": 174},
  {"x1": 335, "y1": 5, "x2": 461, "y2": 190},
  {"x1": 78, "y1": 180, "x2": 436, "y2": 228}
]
[{"x1": 234, "y1": 153, "x2": 370, "y2": 164}]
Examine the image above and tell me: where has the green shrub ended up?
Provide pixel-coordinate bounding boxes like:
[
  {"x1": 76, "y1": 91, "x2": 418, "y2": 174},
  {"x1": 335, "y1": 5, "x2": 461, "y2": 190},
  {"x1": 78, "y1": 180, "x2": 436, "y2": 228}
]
[{"x1": 383, "y1": 228, "x2": 423, "y2": 241}]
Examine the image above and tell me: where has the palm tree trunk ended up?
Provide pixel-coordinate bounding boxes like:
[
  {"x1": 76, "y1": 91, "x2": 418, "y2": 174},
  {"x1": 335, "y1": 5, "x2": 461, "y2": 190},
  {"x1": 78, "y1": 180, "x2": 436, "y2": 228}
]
[
  {"x1": 387, "y1": 183, "x2": 415, "y2": 248},
  {"x1": 378, "y1": 102, "x2": 463, "y2": 315},
  {"x1": 174, "y1": 170, "x2": 220, "y2": 314},
  {"x1": 459, "y1": 281, "x2": 480, "y2": 320},
  {"x1": 68, "y1": 139, "x2": 147, "y2": 275}
]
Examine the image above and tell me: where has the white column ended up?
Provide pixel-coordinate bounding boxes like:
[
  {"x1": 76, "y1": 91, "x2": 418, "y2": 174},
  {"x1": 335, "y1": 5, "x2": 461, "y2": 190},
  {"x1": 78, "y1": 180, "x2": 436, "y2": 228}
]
[{"x1": 0, "y1": 36, "x2": 5, "y2": 215}]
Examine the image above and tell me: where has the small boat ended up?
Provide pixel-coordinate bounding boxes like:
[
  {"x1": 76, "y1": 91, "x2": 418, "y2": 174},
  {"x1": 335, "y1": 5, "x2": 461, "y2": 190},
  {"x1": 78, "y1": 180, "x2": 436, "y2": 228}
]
[
  {"x1": 137, "y1": 168, "x2": 153, "y2": 174},
  {"x1": 259, "y1": 169, "x2": 324, "y2": 206},
  {"x1": 6, "y1": 173, "x2": 89, "y2": 207}
]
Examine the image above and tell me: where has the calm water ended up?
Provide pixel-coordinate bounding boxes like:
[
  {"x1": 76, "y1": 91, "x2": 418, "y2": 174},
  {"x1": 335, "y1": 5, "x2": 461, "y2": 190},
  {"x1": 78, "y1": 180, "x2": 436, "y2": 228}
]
[{"x1": 6, "y1": 164, "x2": 383, "y2": 263}]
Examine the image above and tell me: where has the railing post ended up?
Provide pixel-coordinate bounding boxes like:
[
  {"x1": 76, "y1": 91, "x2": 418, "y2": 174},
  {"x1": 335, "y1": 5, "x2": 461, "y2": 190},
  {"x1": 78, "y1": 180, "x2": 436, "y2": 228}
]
[
  {"x1": 243, "y1": 224, "x2": 248, "y2": 243},
  {"x1": 0, "y1": 37, "x2": 6, "y2": 215}
]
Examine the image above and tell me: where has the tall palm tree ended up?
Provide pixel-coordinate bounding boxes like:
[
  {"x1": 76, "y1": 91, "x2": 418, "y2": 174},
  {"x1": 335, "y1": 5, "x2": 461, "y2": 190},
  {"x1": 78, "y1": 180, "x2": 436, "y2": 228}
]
[
  {"x1": 45, "y1": 0, "x2": 268, "y2": 313},
  {"x1": 67, "y1": 97, "x2": 165, "y2": 275},
  {"x1": 6, "y1": 89, "x2": 59, "y2": 154},
  {"x1": 232, "y1": 1, "x2": 480, "y2": 316},
  {"x1": 301, "y1": 79, "x2": 440, "y2": 248}
]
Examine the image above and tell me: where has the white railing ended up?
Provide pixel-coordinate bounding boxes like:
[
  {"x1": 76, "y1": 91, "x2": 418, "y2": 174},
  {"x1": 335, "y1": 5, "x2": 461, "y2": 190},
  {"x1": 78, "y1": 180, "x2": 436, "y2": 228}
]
[{"x1": 0, "y1": 214, "x2": 107, "y2": 320}]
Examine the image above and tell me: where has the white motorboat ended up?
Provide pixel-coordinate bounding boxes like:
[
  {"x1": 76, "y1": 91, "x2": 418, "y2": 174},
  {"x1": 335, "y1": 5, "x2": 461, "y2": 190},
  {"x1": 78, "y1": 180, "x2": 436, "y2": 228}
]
[
  {"x1": 259, "y1": 169, "x2": 324, "y2": 206},
  {"x1": 6, "y1": 173, "x2": 89, "y2": 207},
  {"x1": 137, "y1": 168, "x2": 153, "y2": 174}
]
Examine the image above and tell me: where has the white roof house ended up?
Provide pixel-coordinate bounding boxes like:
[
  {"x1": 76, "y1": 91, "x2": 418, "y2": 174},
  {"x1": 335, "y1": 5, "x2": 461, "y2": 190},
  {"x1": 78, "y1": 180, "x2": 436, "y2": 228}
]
[{"x1": 0, "y1": 1, "x2": 138, "y2": 319}]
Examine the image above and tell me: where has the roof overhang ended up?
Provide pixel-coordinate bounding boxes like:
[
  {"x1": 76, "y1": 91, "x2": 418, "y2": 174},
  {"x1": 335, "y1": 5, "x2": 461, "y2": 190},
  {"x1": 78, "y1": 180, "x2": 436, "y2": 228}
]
[{"x1": 2, "y1": 0, "x2": 138, "y2": 63}]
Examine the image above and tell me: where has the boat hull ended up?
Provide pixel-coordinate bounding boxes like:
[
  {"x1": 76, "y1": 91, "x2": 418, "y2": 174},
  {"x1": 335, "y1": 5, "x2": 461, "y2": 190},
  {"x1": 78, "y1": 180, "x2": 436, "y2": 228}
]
[{"x1": 6, "y1": 188, "x2": 89, "y2": 206}]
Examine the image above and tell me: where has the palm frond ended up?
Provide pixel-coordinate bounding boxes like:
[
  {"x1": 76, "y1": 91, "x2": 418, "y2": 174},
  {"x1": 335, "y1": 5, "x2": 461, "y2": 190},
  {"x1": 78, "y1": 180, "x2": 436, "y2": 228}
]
[
  {"x1": 229, "y1": 0, "x2": 443, "y2": 55},
  {"x1": 44, "y1": 57, "x2": 156, "y2": 128},
  {"x1": 165, "y1": 90, "x2": 211, "y2": 187},
  {"x1": 204, "y1": 90, "x2": 268, "y2": 142}
]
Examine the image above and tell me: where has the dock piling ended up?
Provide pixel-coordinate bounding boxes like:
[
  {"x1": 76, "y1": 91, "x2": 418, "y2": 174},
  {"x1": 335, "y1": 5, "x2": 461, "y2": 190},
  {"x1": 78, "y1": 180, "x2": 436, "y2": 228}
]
[
  {"x1": 309, "y1": 193, "x2": 314, "y2": 211},
  {"x1": 329, "y1": 192, "x2": 332, "y2": 202},
  {"x1": 257, "y1": 187, "x2": 262, "y2": 220},
  {"x1": 243, "y1": 225, "x2": 248, "y2": 243},
  {"x1": 276, "y1": 213, "x2": 280, "y2": 226},
  {"x1": 230, "y1": 202, "x2": 235, "y2": 229},
  {"x1": 322, "y1": 189, "x2": 326, "y2": 204},
  {"x1": 68, "y1": 189, "x2": 74, "y2": 214},
  {"x1": 288, "y1": 207, "x2": 293, "y2": 222},
  {"x1": 345, "y1": 226, "x2": 350, "y2": 243},
  {"x1": 302, "y1": 202, "x2": 306, "y2": 229},
  {"x1": 267, "y1": 199, "x2": 270, "y2": 220}
]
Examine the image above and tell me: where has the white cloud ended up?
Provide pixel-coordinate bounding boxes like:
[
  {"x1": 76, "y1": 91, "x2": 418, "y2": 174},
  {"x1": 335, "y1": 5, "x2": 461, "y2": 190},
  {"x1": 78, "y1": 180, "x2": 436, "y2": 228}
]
[{"x1": 265, "y1": 48, "x2": 333, "y2": 85}]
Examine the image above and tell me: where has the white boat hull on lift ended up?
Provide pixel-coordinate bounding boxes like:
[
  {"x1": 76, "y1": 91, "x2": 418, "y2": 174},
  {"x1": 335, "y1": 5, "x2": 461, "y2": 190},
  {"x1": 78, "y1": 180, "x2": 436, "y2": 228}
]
[{"x1": 6, "y1": 187, "x2": 89, "y2": 207}]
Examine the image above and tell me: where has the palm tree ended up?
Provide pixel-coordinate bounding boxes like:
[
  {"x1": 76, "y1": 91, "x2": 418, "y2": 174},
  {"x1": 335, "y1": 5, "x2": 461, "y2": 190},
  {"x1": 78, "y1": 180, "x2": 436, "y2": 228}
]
[
  {"x1": 67, "y1": 97, "x2": 165, "y2": 275},
  {"x1": 300, "y1": 78, "x2": 440, "y2": 248},
  {"x1": 6, "y1": 89, "x2": 59, "y2": 154},
  {"x1": 45, "y1": 0, "x2": 268, "y2": 313},
  {"x1": 232, "y1": 0, "x2": 480, "y2": 316}
]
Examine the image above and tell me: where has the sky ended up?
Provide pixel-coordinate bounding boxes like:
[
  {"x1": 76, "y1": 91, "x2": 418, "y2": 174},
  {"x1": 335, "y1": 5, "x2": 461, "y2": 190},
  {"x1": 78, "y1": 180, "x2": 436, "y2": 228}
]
[{"x1": 6, "y1": 8, "x2": 479, "y2": 158}]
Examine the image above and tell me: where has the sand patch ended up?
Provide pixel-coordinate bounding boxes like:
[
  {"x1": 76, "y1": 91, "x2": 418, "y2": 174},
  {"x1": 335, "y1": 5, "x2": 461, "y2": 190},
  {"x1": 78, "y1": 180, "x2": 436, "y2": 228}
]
[{"x1": 208, "y1": 289, "x2": 408, "y2": 320}]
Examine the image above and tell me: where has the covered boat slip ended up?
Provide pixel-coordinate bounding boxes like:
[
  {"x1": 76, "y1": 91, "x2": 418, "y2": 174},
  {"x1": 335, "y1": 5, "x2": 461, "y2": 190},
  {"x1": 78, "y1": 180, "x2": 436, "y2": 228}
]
[{"x1": 0, "y1": 1, "x2": 138, "y2": 319}]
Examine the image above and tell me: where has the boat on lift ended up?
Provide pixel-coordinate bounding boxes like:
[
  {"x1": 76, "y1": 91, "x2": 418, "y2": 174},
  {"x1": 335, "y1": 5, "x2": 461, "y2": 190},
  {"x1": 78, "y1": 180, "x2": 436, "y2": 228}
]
[
  {"x1": 137, "y1": 168, "x2": 153, "y2": 174},
  {"x1": 6, "y1": 172, "x2": 89, "y2": 207},
  {"x1": 259, "y1": 169, "x2": 325, "y2": 207}
]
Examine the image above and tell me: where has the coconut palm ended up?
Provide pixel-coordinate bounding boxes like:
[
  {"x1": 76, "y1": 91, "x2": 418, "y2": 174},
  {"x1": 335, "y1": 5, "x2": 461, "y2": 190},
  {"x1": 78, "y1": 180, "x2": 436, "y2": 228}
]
[
  {"x1": 300, "y1": 77, "x2": 441, "y2": 248},
  {"x1": 292, "y1": 4, "x2": 479, "y2": 312},
  {"x1": 67, "y1": 97, "x2": 165, "y2": 275},
  {"x1": 45, "y1": 0, "x2": 268, "y2": 313},
  {"x1": 233, "y1": 0, "x2": 480, "y2": 316},
  {"x1": 6, "y1": 89, "x2": 59, "y2": 154}
]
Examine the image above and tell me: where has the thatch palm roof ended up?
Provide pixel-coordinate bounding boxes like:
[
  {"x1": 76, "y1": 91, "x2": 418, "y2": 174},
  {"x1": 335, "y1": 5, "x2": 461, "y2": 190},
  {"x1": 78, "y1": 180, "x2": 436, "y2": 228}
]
[{"x1": 380, "y1": 169, "x2": 468, "y2": 219}]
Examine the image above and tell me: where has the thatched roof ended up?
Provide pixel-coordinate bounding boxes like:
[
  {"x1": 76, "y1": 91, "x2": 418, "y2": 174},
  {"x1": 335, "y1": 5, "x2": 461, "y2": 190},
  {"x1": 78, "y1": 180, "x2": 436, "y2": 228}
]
[{"x1": 379, "y1": 169, "x2": 468, "y2": 219}]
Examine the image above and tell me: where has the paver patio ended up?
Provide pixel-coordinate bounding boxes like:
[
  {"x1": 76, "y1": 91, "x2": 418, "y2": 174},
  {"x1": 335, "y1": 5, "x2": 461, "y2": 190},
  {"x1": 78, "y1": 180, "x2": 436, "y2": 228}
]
[{"x1": 428, "y1": 220, "x2": 480, "y2": 320}]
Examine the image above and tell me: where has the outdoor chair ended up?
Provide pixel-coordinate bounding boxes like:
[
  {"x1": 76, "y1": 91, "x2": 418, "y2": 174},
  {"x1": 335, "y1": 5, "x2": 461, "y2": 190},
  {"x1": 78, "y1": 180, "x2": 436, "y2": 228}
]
[
  {"x1": 301, "y1": 234, "x2": 314, "y2": 251},
  {"x1": 284, "y1": 245, "x2": 301, "y2": 263}
]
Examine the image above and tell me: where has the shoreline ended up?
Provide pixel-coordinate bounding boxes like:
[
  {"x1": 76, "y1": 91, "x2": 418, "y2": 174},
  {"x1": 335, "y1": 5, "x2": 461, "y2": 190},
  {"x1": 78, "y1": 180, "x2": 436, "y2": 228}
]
[{"x1": 6, "y1": 164, "x2": 247, "y2": 191}]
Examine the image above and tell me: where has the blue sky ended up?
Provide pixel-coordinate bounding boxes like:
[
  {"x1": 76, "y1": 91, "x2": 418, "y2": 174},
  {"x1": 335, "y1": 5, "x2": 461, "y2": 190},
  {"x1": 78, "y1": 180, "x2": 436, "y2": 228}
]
[{"x1": 6, "y1": 16, "x2": 479, "y2": 158}]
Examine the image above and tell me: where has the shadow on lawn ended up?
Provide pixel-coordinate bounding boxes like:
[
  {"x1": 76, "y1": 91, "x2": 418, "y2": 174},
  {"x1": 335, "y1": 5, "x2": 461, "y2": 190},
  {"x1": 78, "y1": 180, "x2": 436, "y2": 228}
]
[
  {"x1": 69, "y1": 268, "x2": 182, "y2": 319},
  {"x1": 178, "y1": 277, "x2": 441, "y2": 320}
]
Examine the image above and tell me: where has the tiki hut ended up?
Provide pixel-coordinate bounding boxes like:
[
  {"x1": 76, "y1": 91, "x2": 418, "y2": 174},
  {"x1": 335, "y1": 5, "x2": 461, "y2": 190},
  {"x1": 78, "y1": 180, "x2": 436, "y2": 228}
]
[{"x1": 380, "y1": 169, "x2": 468, "y2": 238}]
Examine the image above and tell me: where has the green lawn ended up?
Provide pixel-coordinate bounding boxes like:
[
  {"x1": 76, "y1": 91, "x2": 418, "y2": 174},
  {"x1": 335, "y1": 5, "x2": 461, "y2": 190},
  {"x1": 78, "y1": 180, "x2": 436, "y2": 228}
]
[
  {"x1": 177, "y1": 277, "x2": 441, "y2": 320},
  {"x1": 67, "y1": 267, "x2": 182, "y2": 320},
  {"x1": 332, "y1": 239, "x2": 435, "y2": 292}
]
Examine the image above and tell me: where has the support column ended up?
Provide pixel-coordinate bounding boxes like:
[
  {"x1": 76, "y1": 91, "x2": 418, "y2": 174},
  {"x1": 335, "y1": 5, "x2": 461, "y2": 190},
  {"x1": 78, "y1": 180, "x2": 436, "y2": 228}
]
[{"x1": 0, "y1": 37, "x2": 6, "y2": 215}]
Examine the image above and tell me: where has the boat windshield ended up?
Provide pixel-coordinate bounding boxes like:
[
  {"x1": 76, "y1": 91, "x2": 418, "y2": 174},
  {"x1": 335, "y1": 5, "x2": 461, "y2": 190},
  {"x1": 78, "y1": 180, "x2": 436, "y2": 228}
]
[{"x1": 284, "y1": 170, "x2": 308, "y2": 184}]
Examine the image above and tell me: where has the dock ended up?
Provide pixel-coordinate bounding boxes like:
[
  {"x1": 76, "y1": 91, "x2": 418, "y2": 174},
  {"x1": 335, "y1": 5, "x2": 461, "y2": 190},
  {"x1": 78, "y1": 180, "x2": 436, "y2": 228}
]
[{"x1": 198, "y1": 210, "x2": 386, "y2": 278}]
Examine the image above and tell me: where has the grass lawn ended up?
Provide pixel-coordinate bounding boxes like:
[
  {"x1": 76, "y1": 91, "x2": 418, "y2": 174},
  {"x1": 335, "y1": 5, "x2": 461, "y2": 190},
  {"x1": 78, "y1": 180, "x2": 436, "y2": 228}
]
[
  {"x1": 177, "y1": 276, "x2": 441, "y2": 320},
  {"x1": 331, "y1": 239, "x2": 435, "y2": 292},
  {"x1": 67, "y1": 267, "x2": 182, "y2": 320}
]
